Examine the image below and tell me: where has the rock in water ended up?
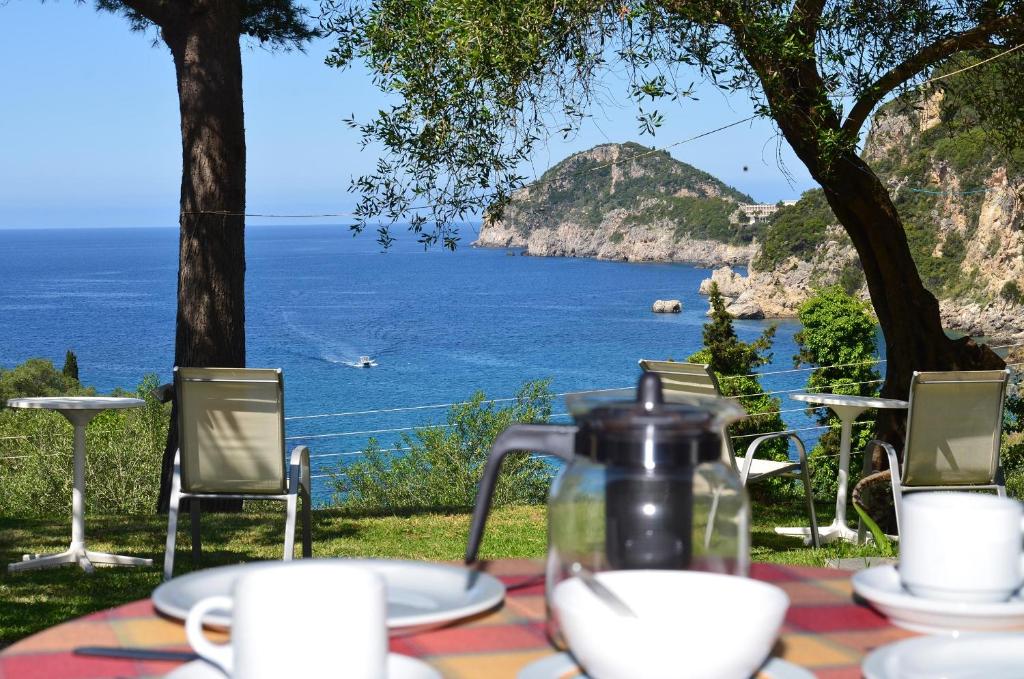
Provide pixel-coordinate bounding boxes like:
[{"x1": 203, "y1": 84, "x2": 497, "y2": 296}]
[{"x1": 652, "y1": 299, "x2": 682, "y2": 313}]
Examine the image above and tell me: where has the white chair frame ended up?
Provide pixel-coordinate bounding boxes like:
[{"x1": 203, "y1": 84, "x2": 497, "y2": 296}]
[
  {"x1": 864, "y1": 369, "x2": 1010, "y2": 536},
  {"x1": 163, "y1": 368, "x2": 312, "y2": 581}
]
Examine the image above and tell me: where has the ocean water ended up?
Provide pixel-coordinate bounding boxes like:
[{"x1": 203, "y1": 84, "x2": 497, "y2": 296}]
[{"x1": 1, "y1": 225, "x2": 821, "y2": 501}]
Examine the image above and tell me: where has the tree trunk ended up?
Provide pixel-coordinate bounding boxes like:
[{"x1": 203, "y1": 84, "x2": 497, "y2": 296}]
[
  {"x1": 814, "y1": 152, "x2": 1004, "y2": 464},
  {"x1": 156, "y1": 4, "x2": 247, "y2": 512}
]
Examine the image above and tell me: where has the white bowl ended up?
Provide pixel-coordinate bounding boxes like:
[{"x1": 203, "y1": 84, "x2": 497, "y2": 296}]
[{"x1": 552, "y1": 570, "x2": 789, "y2": 679}]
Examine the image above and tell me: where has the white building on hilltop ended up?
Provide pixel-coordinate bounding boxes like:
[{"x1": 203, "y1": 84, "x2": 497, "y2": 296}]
[{"x1": 736, "y1": 200, "x2": 798, "y2": 225}]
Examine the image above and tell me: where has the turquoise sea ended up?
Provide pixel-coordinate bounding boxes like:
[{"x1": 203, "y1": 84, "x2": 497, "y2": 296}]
[{"x1": 1, "y1": 224, "x2": 825, "y2": 501}]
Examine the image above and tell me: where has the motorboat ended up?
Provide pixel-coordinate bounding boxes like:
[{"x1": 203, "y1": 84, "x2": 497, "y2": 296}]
[{"x1": 357, "y1": 356, "x2": 377, "y2": 368}]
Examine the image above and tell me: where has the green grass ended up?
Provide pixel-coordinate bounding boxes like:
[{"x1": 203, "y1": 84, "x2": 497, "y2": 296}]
[{"x1": 0, "y1": 498, "x2": 884, "y2": 647}]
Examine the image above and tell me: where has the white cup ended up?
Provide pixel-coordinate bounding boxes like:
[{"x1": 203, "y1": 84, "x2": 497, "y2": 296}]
[
  {"x1": 186, "y1": 562, "x2": 388, "y2": 678},
  {"x1": 899, "y1": 492, "x2": 1024, "y2": 603}
]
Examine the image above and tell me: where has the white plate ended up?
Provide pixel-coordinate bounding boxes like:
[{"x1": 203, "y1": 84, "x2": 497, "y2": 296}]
[
  {"x1": 166, "y1": 653, "x2": 441, "y2": 678},
  {"x1": 862, "y1": 633, "x2": 1024, "y2": 679},
  {"x1": 516, "y1": 652, "x2": 814, "y2": 679},
  {"x1": 851, "y1": 565, "x2": 1024, "y2": 635},
  {"x1": 153, "y1": 559, "x2": 505, "y2": 633}
]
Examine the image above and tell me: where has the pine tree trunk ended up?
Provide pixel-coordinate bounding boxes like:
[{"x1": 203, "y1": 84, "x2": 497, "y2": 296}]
[{"x1": 156, "y1": 4, "x2": 247, "y2": 512}]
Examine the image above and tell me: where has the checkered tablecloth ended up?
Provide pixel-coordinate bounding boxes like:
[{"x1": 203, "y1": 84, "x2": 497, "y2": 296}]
[{"x1": 0, "y1": 560, "x2": 914, "y2": 678}]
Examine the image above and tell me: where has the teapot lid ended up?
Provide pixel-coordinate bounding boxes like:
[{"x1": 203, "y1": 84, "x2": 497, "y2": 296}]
[{"x1": 568, "y1": 373, "x2": 746, "y2": 467}]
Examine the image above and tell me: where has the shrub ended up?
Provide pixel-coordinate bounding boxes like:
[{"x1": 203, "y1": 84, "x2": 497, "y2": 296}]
[
  {"x1": 332, "y1": 380, "x2": 555, "y2": 514},
  {"x1": 1001, "y1": 281, "x2": 1023, "y2": 305},
  {"x1": 688, "y1": 284, "x2": 791, "y2": 497},
  {"x1": 794, "y1": 287, "x2": 881, "y2": 499},
  {"x1": 0, "y1": 358, "x2": 91, "y2": 407},
  {"x1": 0, "y1": 372, "x2": 169, "y2": 517}
]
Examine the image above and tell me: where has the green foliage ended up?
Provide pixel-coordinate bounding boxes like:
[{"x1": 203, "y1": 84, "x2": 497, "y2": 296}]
[
  {"x1": 0, "y1": 358, "x2": 91, "y2": 408},
  {"x1": 0, "y1": 374, "x2": 169, "y2": 517},
  {"x1": 794, "y1": 288, "x2": 880, "y2": 499},
  {"x1": 1001, "y1": 281, "x2": 1023, "y2": 305},
  {"x1": 1002, "y1": 388, "x2": 1024, "y2": 499},
  {"x1": 332, "y1": 380, "x2": 555, "y2": 513},
  {"x1": 753, "y1": 190, "x2": 834, "y2": 271},
  {"x1": 62, "y1": 350, "x2": 80, "y2": 382},
  {"x1": 689, "y1": 285, "x2": 790, "y2": 496}
]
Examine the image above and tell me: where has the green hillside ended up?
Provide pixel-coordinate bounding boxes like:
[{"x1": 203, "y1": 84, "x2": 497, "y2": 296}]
[
  {"x1": 496, "y1": 142, "x2": 760, "y2": 245},
  {"x1": 753, "y1": 56, "x2": 1023, "y2": 302}
]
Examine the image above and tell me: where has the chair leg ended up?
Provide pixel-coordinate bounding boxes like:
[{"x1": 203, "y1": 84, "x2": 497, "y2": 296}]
[
  {"x1": 283, "y1": 494, "x2": 298, "y2": 561},
  {"x1": 190, "y1": 499, "x2": 202, "y2": 567},
  {"x1": 301, "y1": 486, "x2": 312, "y2": 558},
  {"x1": 883, "y1": 444, "x2": 904, "y2": 537},
  {"x1": 800, "y1": 465, "x2": 820, "y2": 549},
  {"x1": 163, "y1": 453, "x2": 183, "y2": 581}
]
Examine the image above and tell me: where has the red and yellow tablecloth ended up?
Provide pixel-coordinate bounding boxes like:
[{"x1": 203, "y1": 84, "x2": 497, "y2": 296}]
[{"x1": 0, "y1": 560, "x2": 914, "y2": 678}]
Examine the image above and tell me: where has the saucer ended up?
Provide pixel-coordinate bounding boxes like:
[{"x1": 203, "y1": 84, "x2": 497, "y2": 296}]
[
  {"x1": 851, "y1": 565, "x2": 1024, "y2": 635},
  {"x1": 516, "y1": 652, "x2": 814, "y2": 679},
  {"x1": 165, "y1": 653, "x2": 441, "y2": 678},
  {"x1": 862, "y1": 633, "x2": 1024, "y2": 679}
]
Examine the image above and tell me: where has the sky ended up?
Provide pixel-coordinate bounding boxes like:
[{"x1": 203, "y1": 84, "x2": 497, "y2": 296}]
[{"x1": 0, "y1": 2, "x2": 817, "y2": 229}]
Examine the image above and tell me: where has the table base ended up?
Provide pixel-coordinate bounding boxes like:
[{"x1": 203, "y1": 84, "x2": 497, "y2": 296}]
[
  {"x1": 8, "y1": 543, "x2": 153, "y2": 574},
  {"x1": 775, "y1": 519, "x2": 860, "y2": 545}
]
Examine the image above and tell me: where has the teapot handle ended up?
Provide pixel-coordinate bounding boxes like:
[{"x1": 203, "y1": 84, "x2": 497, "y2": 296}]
[{"x1": 465, "y1": 424, "x2": 578, "y2": 564}]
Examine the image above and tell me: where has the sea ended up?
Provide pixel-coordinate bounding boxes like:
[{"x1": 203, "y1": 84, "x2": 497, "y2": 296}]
[{"x1": 1, "y1": 224, "x2": 828, "y2": 503}]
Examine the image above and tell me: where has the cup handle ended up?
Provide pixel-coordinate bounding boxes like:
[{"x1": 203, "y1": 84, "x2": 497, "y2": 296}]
[{"x1": 185, "y1": 595, "x2": 234, "y2": 674}]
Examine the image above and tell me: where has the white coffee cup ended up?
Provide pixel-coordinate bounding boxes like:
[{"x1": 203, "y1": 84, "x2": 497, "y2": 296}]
[
  {"x1": 899, "y1": 492, "x2": 1024, "y2": 603},
  {"x1": 186, "y1": 562, "x2": 388, "y2": 678}
]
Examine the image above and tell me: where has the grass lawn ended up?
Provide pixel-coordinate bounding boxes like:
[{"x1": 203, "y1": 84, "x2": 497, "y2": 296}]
[{"x1": 0, "y1": 496, "x2": 886, "y2": 647}]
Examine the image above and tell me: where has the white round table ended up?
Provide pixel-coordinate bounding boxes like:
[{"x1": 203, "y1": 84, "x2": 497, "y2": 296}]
[
  {"x1": 777, "y1": 392, "x2": 908, "y2": 545},
  {"x1": 5, "y1": 397, "x2": 154, "y2": 573}
]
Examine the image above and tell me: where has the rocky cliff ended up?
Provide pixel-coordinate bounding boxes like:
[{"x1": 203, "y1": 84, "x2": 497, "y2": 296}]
[
  {"x1": 474, "y1": 142, "x2": 760, "y2": 266},
  {"x1": 707, "y1": 87, "x2": 1024, "y2": 340}
]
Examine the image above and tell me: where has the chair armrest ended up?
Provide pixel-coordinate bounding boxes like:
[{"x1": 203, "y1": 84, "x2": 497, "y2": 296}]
[
  {"x1": 865, "y1": 439, "x2": 900, "y2": 483},
  {"x1": 289, "y1": 445, "x2": 311, "y2": 495},
  {"x1": 152, "y1": 383, "x2": 174, "y2": 404},
  {"x1": 741, "y1": 432, "x2": 807, "y2": 486}
]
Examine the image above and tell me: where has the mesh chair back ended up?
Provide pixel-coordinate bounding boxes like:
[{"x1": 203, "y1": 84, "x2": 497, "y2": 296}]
[
  {"x1": 175, "y1": 367, "x2": 287, "y2": 494},
  {"x1": 901, "y1": 370, "x2": 1009, "y2": 487},
  {"x1": 638, "y1": 360, "x2": 737, "y2": 465}
]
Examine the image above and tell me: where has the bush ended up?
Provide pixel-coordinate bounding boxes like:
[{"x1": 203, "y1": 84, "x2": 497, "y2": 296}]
[
  {"x1": 0, "y1": 371, "x2": 169, "y2": 517},
  {"x1": 688, "y1": 284, "x2": 791, "y2": 497},
  {"x1": 332, "y1": 380, "x2": 556, "y2": 514},
  {"x1": 794, "y1": 287, "x2": 881, "y2": 499},
  {"x1": 1001, "y1": 281, "x2": 1023, "y2": 305},
  {"x1": 0, "y1": 358, "x2": 91, "y2": 407}
]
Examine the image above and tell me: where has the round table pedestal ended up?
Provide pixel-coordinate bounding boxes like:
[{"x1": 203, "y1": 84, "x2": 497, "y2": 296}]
[{"x1": 6, "y1": 399, "x2": 153, "y2": 573}]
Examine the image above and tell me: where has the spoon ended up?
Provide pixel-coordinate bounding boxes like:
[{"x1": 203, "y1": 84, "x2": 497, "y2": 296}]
[{"x1": 570, "y1": 563, "x2": 638, "y2": 618}]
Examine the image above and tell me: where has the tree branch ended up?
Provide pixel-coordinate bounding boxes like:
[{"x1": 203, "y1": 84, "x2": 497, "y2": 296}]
[
  {"x1": 785, "y1": 0, "x2": 827, "y2": 45},
  {"x1": 113, "y1": 0, "x2": 179, "y2": 27},
  {"x1": 841, "y1": 13, "x2": 1023, "y2": 135}
]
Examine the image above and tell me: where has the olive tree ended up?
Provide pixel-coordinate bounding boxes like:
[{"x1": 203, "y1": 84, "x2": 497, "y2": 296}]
[{"x1": 324, "y1": 0, "x2": 1020, "y2": 448}]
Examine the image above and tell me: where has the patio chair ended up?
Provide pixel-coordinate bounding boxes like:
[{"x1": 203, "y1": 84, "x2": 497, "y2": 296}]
[
  {"x1": 163, "y1": 367, "x2": 312, "y2": 580},
  {"x1": 865, "y1": 369, "x2": 1010, "y2": 536},
  {"x1": 639, "y1": 360, "x2": 820, "y2": 547}
]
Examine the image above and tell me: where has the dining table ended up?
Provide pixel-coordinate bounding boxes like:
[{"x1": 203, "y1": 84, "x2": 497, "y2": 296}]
[
  {"x1": 777, "y1": 393, "x2": 909, "y2": 545},
  {"x1": 0, "y1": 559, "x2": 915, "y2": 679},
  {"x1": 5, "y1": 396, "x2": 153, "y2": 573}
]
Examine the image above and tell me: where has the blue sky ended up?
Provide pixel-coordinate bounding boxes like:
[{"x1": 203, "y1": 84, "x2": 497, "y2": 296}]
[{"x1": 0, "y1": 2, "x2": 817, "y2": 229}]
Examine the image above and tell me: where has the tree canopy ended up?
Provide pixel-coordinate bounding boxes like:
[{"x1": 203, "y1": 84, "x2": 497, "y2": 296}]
[{"x1": 324, "y1": 0, "x2": 1023, "y2": 245}]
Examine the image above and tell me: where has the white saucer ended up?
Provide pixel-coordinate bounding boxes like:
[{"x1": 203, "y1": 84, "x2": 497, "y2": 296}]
[
  {"x1": 862, "y1": 632, "x2": 1024, "y2": 679},
  {"x1": 851, "y1": 565, "x2": 1024, "y2": 635},
  {"x1": 516, "y1": 652, "x2": 814, "y2": 679},
  {"x1": 153, "y1": 559, "x2": 505, "y2": 633},
  {"x1": 166, "y1": 653, "x2": 441, "y2": 678}
]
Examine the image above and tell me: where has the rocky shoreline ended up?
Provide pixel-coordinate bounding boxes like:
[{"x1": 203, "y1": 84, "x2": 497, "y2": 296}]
[{"x1": 473, "y1": 216, "x2": 756, "y2": 268}]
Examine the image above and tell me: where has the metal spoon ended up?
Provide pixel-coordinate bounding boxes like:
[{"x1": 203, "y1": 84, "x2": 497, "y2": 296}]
[{"x1": 570, "y1": 563, "x2": 638, "y2": 618}]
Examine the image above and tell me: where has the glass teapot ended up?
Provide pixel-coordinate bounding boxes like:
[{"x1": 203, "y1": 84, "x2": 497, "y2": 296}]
[{"x1": 465, "y1": 373, "x2": 750, "y2": 642}]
